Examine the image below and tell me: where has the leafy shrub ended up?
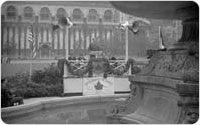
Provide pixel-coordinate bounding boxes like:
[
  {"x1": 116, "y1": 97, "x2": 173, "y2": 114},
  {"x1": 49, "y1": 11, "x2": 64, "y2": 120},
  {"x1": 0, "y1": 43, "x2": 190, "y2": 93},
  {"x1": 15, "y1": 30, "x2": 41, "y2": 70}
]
[
  {"x1": 4, "y1": 64, "x2": 63, "y2": 98},
  {"x1": 5, "y1": 73, "x2": 30, "y2": 97},
  {"x1": 32, "y1": 64, "x2": 61, "y2": 85},
  {"x1": 24, "y1": 82, "x2": 48, "y2": 98}
]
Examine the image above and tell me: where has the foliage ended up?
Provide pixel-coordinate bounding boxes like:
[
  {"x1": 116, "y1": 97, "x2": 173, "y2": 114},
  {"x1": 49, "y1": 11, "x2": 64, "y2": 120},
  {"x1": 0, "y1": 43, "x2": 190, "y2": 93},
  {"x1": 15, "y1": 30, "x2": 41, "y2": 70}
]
[
  {"x1": 4, "y1": 64, "x2": 63, "y2": 98},
  {"x1": 4, "y1": 73, "x2": 30, "y2": 97},
  {"x1": 58, "y1": 58, "x2": 90, "y2": 77},
  {"x1": 57, "y1": 58, "x2": 137, "y2": 77},
  {"x1": 109, "y1": 58, "x2": 135, "y2": 75},
  {"x1": 31, "y1": 64, "x2": 61, "y2": 85},
  {"x1": 66, "y1": 61, "x2": 89, "y2": 77}
]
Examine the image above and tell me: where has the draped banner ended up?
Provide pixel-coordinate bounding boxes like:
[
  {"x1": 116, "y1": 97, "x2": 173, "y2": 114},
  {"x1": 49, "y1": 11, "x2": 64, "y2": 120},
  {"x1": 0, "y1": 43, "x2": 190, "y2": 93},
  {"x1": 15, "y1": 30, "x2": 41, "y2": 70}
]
[{"x1": 83, "y1": 77, "x2": 114, "y2": 96}]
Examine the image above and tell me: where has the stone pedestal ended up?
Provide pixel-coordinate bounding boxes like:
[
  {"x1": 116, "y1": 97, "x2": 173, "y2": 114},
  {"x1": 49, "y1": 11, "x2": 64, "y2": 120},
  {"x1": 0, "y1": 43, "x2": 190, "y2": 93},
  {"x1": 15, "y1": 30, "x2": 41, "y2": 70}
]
[
  {"x1": 107, "y1": 1, "x2": 199, "y2": 124},
  {"x1": 176, "y1": 82, "x2": 199, "y2": 124},
  {"x1": 107, "y1": 48, "x2": 199, "y2": 124}
]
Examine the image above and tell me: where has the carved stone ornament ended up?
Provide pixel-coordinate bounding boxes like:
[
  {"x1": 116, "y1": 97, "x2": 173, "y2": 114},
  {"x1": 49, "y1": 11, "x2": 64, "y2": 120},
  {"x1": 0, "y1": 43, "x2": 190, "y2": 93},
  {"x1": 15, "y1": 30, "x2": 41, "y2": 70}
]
[
  {"x1": 178, "y1": 96, "x2": 199, "y2": 124},
  {"x1": 183, "y1": 106, "x2": 199, "y2": 124},
  {"x1": 110, "y1": 82, "x2": 138, "y2": 115},
  {"x1": 139, "y1": 48, "x2": 199, "y2": 82},
  {"x1": 176, "y1": 83, "x2": 199, "y2": 124}
]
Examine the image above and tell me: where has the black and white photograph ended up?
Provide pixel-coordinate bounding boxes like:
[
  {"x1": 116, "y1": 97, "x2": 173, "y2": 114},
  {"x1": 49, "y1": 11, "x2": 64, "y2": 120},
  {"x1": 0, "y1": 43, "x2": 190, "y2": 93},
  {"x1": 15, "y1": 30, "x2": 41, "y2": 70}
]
[{"x1": 1, "y1": 1, "x2": 199, "y2": 124}]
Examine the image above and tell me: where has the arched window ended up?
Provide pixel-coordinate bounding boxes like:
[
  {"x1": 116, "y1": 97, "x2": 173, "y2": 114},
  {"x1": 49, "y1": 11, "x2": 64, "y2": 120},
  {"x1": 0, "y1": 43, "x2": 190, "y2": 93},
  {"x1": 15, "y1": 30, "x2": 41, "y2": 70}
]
[
  {"x1": 113, "y1": 10, "x2": 120, "y2": 22},
  {"x1": 56, "y1": 8, "x2": 67, "y2": 19},
  {"x1": 24, "y1": 7, "x2": 34, "y2": 20},
  {"x1": 6, "y1": 6, "x2": 17, "y2": 20},
  {"x1": 72, "y1": 8, "x2": 82, "y2": 21},
  {"x1": 40, "y1": 7, "x2": 50, "y2": 20},
  {"x1": 104, "y1": 10, "x2": 113, "y2": 22},
  {"x1": 88, "y1": 9, "x2": 98, "y2": 22}
]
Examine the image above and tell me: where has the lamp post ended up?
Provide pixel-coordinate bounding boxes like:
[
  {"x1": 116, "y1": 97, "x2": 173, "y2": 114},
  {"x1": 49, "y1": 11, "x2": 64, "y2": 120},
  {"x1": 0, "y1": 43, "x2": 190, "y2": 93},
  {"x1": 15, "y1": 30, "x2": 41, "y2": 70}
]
[
  {"x1": 125, "y1": 27, "x2": 132, "y2": 75},
  {"x1": 63, "y1": 26, "x2": 69, "y2": 78},
  {"x1": 66, "y1": 27, "x2": 69, "y2": 59},
  {"x1": 125, "y1": 27, "x2": 129, "y2": 61},
  {"x1": 118, "y1": 20, "x2": 129, "y2": 61}
]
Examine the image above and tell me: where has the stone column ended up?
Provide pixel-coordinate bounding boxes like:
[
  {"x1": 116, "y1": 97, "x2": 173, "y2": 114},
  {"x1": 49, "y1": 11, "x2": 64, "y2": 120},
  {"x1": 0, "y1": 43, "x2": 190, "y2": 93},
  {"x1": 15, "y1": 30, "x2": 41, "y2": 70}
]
[
  {"x1": 83, "y1": 17, "x2": 87, "y2": 54},
  {"x1": 99, "y1": 17, "x2": 103, "y2": 43},
  {"x1": 18, "y1": 15, "x2": 22, "y2": 57}
]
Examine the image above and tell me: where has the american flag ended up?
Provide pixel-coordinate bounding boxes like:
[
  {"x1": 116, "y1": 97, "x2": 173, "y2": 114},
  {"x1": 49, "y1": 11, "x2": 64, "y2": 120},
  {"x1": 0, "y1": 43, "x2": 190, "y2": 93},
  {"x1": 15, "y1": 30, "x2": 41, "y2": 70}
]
[{"x1": 27, "y1": 25, "x2": 37, "y2": 59}]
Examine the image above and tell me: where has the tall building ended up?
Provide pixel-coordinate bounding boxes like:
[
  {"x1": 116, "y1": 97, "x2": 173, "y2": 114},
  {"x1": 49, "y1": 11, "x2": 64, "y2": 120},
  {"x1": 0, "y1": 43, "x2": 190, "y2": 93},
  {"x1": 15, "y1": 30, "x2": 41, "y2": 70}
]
[
  {"x1": 2, "y1": 1, "x2": 122, "y2": 59},
  {"x1": 1, "y1": 1, "x2": 181, "y2": 60}
]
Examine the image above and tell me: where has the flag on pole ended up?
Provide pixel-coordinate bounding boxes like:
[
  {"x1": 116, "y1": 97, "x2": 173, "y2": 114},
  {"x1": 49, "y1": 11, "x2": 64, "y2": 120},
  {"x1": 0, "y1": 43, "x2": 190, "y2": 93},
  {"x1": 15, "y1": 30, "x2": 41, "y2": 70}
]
[{"x1": 27, "y1": 25, "x2": 37, "y2": 59}]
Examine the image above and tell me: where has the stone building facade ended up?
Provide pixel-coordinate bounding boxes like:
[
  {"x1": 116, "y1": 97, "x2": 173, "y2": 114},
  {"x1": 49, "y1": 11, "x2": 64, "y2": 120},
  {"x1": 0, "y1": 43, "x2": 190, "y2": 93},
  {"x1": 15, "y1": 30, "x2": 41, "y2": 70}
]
[{"x1": 1, "y1": 1, "x2": 182, "y2": 60}]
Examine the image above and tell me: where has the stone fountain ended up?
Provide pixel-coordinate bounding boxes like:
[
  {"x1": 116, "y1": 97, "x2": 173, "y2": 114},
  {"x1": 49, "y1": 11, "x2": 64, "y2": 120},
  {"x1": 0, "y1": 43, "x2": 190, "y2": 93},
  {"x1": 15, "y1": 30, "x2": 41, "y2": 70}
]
[{"x1": 107, "y1": 1, "x2": 199, "y2": 124}]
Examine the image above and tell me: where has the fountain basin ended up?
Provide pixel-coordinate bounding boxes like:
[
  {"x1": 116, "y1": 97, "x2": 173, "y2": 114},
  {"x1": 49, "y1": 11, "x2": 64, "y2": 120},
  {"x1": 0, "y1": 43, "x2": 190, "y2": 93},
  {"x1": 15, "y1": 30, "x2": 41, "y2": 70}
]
[{"x1": 2, "y1": 94, "x2": 128, "y2": 124}]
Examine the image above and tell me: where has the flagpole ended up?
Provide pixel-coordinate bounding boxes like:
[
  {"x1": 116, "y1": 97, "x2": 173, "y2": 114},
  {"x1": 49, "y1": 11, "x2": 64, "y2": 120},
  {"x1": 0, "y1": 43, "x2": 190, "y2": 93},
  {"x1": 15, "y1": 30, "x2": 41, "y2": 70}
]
[
  {"x1": 28, "y1": 24, "x2": 34, "y2": 81},
  {"x1": 29, "y1": 25, "x2": 33, "y2": 81}
]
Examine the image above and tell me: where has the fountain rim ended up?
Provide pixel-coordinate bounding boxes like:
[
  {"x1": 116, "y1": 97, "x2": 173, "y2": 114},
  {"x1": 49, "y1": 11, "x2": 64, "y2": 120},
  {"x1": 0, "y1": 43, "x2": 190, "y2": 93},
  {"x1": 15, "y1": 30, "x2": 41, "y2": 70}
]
[{"x1": 1, "y1": 94, "x2": 129, "y2": 120}]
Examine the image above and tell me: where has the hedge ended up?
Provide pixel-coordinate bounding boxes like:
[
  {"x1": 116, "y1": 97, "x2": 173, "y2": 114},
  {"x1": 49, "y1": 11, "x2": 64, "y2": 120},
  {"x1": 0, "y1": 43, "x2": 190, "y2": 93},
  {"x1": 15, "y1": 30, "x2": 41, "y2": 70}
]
[{"x1": 3, "y1": 64, "x2": 63, "y2": 98}]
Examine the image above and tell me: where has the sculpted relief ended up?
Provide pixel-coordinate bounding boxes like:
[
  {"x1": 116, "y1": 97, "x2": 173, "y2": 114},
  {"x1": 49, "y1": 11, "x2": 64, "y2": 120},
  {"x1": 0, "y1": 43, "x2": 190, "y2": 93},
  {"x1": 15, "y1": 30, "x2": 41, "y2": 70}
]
[{"x1": 141, "y1": 50, "x2": 199, "y2": 81}]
